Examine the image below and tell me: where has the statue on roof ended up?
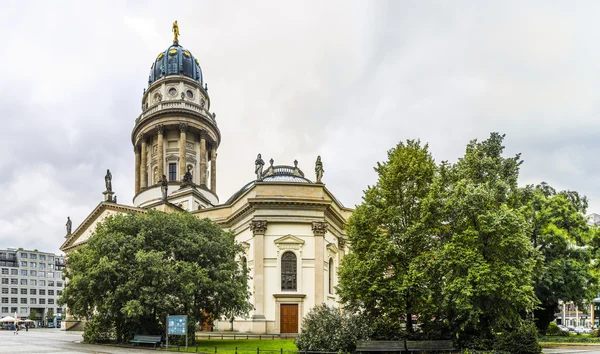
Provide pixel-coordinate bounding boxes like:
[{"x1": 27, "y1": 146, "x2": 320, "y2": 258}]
[
  {"x1": 172, "y1": 21, "x2": 180, "y2": 44},
  {"x1": 255, "y1": 154, "x2": 265, "y2": 180},
  {"x1": 105, "y1": 169, "x2": 112, "y2": 192},
  {"x1": 182, "y1": 165, "x2": 193, "y2": 184},
  {"x1": 65, "y1": 217, "x2": 72, "y2": 236},
  {"x1": 315, "y1": 156, "x2": 324, "y2": 183},
  {"x1": 161, "y1": 174, "x2": 168, "y2": 201}
]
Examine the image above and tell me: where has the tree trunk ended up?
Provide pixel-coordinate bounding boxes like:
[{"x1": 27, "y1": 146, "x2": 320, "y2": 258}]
[{"x1": 534, "y1": 303, "x2": 558, "y2": 335}]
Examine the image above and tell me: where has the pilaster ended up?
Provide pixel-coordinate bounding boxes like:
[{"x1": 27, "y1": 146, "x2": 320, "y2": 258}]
[
  {"x1": 250, "y1": 220, "x2": 267, "y2": 320},
  {"x1": 140, "y1": 134, "x2": 148, "y2": 189},
  {"x1": 179, "y1": 122, "x2": 188, "y2": 178},
  {"x1": 210, "y1": 146, "x2": 217, "y2": 193},
  {"x1": 157, "y1": 124, "x2": 165, "y2": 181},
  {"x1": 312, "y1": 221, "x2": 328, "y2": 305},
  {"x1": 134, "y1": 146, "x2": 140, "y2": 194},
  {"x1": 200, "y1": 132, "x2": 207, "y2": 186}
]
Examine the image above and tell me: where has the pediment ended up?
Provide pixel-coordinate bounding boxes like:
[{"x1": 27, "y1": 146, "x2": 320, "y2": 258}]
[
  {"x1": 274, "y1": 234, "x2": 305, "y2": 245},
  {"x1": 166, "y1": 154, "x2": 179, "y2": 162},
  {"x1": 326, "y1": 242, "x2": 338, "y2": 254}
]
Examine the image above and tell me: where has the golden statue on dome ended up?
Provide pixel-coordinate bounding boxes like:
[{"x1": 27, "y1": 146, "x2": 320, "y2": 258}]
[{"x1": 172, "y1": 20, "x2": 180, "y2": 44}]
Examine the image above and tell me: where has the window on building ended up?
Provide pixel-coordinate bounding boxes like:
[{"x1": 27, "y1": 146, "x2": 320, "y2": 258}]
[
  {"x1": 20, "y1": 261, "x2": 27, "y2": 267},
  {"x1": 0, "y1": 279, "x2": 7, "y2": 285},
  {"x1": 39, "y1": 289, "x2": 45, "y2": 296},
  {"x1": 29, "y1": 262, "x2": 36, "y2": 268},
  {"x1": 281, "y1": 252, "x2": 297, "y2": 291},
  {"x1": 57, "y1": 281, "x2": 63, "y2": 287},
  {"x1": 47, "y1": 272, "x2": 53, "y2": 278},
  {"x1": 48, "y1": 281, "x2": 54, "y2": 287},
  {"x1": 10, "y1": 298, "x2": 17, "y2": 304},
  {"x1": 48, "y1": 256, "x2": 54, "y2": 262},
  {"x1": 20, "y1": 253, "x2": 27, "y2": 258},
  {"x1": 48, "y1": 290, "x2": 54, "y2": 296},
  {"x1": 328, "y1": 258, "x2": 334, "y2": 294},
  {"x1": 56, "y1": 272, "x2": 62, "y2": 279},
  {"x1": 30, "y1": 289, "x2": 36, "y2": 295},
  {"x1": 29, "y1": 298, "x2": 35, "y2": 305},
  {"x1": 1, "y1": 307, "x2": 7, "y2": 313},
  {"x1": 1, "y1": 288, "x2": 6, "y2": 294},
  {"x1": 38, "y1": 271, "x2": 45, "y2": 277},
  {"x1": 39, "y1": 255, "x2": 45, "y2": 261},
  {"x1": 30, "y1": 280, "x2": 36, "y2": 286},
  {"x1": 1, "y1": 297, "x2": 7, "y2": 304},
  {"x1": 10, "y1": 279, "x2": 17, "y2": 285},
  {"x1": 169, "y1": 163, "x2": 177, "y2": 181},
  {"x1": 30, "y1": 254, "x2": 36, "y2": 259},
  {"x1": 39, "y1": 280, "x2": 45, "y2": 286},
  {"x1": 39, "y1": 299, "x2": 45, "y2": 305},
  {"x1": 10, "y1": 269, "x2": 17, "y2": 276},
  {"x1": 20, "y1": 289, "x2": 26, "y2": 295},
  {"x1": 39, "y1": 263, "x2": 45, "y2": 269},
  {"x1": 48, "y1": 264, "x2": 53, "y2": 269},
  {"x1": 20, "y1": 298, "x2": 26, "y2": 304},
  {"x1": 10, "y1": 307, "x2": 17, "y2": 313},
  {"x1": 19, "y1": 307, "x2": 27, "y2": 314},
  {"x1": 56, "y1": 308, "x2": 62, "y2": 314},
  {"x1": 48, "y1": 299, "x2": 54, "y2": 305},
  {"x1": 20, "y1": 270, "x2": 26, "y2": 276},
  {"x1": 10, "y1": 288, "x2": 17, "y2": 294},
  {"x1": 20, "y1": 279, "x2": 26, "y2": 286},
  {"x1": 29, "y1": 270, "x2": 36, "y2": 276},
  {"x1": 1, "y1": 269, "x2": 7, "y2": 275}
]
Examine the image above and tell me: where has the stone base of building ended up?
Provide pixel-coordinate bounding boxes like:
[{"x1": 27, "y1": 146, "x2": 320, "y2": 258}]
[
  {"x1": 61, "y1": 319, "x2": 85, "y2": 331},
  {"x1": 213, "y1": 319, "x2": 277, "y2": 334}
]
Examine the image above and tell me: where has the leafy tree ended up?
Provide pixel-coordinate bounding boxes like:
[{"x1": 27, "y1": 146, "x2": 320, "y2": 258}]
[
  {"x1": 59, "y1": 210, "x2": 252, "y2": 343},
  {"x1": 46, "y1": 308, "x2": 54, "y2": 323},
  {"x1": 295, "y1": 304, "x2": 371, "y2": 353},
  {"x1": 29, "y1": 309, "x2": 38, "y2": 320},
  {"x1": 523, "y1": 183, "x2": 596, "y2": 334},
  {"x1": 433, "y1": 133, "x2": 538, "y2": 343},
  {"x1": 337, "y1": 139, "x2": 439, "y2": 337}
]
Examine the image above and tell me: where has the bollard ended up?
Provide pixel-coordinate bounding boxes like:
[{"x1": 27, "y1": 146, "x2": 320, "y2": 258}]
[
  {"x1": 178, "y1": 344, "x2": 181, "y2": 352},
  {"x1": 196, "y1": 344, "x2": 199, "y2": 352},
  {"x1": 215, "y1": 346, "x2": 217, "y2": 353},
  {"x1": 280, "y1": 349, "x2": 283, "y2": 354},
  {"x1": 257, "y1": 347, "x2": 260, "y2": 354},
  {"x1": 259, "y1": 335, "x2": 261, "y2": 340},
  {"x1": 234, "y1": 335, "x2": 236, "y2": 340},
  {"x1": 235, "y1": 347, "x2": 238, "y2": 354}
]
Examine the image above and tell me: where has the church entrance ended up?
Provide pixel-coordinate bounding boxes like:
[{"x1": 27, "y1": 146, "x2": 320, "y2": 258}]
[{"x1": 280, "y1": 304, "x2": 298, "y2": 333}]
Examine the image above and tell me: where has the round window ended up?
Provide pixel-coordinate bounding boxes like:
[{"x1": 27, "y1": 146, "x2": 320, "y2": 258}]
[
  {"x1": 168, "y1": 88, "x2": 177, "y2": 97},
  {"x1": 186, "y1": 90, "x2": 194, "y2": 99}
]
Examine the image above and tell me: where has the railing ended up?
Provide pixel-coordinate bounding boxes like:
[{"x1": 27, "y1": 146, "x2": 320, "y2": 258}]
[
  {"x1": 137, "y1": 100, "x2": 215, "y2": 124},
  {"x1": 196, "y1": 334, "x2": 296, "y2": 340},
  {"x1": 261, "y1": 166, "x2": 305, "y2": 178}
]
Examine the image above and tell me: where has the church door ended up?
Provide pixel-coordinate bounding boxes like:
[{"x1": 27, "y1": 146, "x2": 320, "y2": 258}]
[{"x1": 280, "y1": 304, "x2": 298, "y2": 333}]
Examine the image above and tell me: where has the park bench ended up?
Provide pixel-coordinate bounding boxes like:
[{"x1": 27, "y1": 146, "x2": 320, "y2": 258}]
[
  {"x1": 129, "y1": 334, "x2": 162, "y2": 347},
  {"x1": 357, "y1": 339, "x2": 455, "y2": 353}
]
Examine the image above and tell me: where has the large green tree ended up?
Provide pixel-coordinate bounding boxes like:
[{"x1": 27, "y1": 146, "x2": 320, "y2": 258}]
[
  {"x1": 523, "y1": 183, "x2": 596, "y2": 333},
  {"x1": 337, "y1": 139, "x2": 439, "y2": 338},
  {"x1": 59, "y1": 210, "x2": 251, "y2": 343}
]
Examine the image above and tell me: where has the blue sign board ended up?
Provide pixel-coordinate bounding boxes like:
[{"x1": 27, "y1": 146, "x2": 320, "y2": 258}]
[{"x1": 167, "y1": 315, "x2": 187, "y2": 335}]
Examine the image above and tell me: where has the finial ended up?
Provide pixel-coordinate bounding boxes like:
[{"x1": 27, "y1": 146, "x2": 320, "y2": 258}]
[
  {"x1": 294, "y1": 159, "x2": 298, "y2": 168},
  {"x1": 204, "y1": 83, "x2": 208, "y2": 91},
  {"x1": 172, "y1": 21, "x2": 180, "y2": 44}
]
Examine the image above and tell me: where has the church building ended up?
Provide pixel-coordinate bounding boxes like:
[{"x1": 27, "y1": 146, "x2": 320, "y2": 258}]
[{"x1": 60, "y1": 24, "x2": 352, "y2": 334}]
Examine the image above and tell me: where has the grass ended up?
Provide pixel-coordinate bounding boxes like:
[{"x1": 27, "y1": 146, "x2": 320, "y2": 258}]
[
  {"x1": 539, "y1": 334, "x2": 600, "y2": 345},
  {"x1": 167, "y1": 339, "x2": 298, "y2": 353}
]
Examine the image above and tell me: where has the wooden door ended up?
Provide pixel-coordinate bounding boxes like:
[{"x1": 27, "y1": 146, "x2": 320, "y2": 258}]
[{"x1": 280, "y1": 304, "x2": 298, "y2": 333}]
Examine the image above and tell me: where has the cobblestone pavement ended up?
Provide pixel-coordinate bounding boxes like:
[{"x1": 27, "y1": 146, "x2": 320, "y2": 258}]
[{"x1": 0, "y1": 328, "x2": 159, "y2": 354}]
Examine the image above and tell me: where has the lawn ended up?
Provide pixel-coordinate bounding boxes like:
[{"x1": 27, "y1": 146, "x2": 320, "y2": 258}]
[
  {"x1": 539, "y1": 335, "x2": 600, "y2": 345},
  {"x1": 168, "y1": 339, "x2": 298, "y2": 353}
]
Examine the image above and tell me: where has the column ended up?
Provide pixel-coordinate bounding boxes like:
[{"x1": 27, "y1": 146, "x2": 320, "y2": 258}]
[
  {"x1": 140, "y1": 134, "x2": 148, "y2": 189},
  {"x1": 250, "y1": 220, "x2": 267, "y2": 319},
  {"x1": 312, "y1": 221, "x2": 328, "y2": 305},
  {"x1": 134, "y1": 146, "x2": 140, "y2": 194},
  {"x1": 179, "y1": 123, "x2": 188, "y2": 179},
  {"x1": 200, "y1": 132, "x2": 207, "y2": 186},
  {"x1": 210, "y1": 146, "x2": 217, "y2": 193},
  {"x1": 157, "y1": 124, "x2": 165, "y2": 181}
]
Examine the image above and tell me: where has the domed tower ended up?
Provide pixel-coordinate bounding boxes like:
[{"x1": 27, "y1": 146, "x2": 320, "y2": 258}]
[{"x1": 132, "y1": 22, "x2": 220, "y2": 210}]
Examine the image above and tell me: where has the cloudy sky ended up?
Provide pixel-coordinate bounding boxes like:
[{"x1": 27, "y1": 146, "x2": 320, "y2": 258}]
[{"x1": 1, "y1": 1, "x2": 600, "y2": 254}]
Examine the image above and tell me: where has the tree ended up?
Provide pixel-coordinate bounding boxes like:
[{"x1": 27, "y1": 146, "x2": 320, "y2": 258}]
[
  {"x1": 432, "y1": 133, "x2": 538, "y2": 344},
  {"x1": 29, "y1": 309, "x2": 38, "y2": 320},
  {"x1": 337, "y1": 139, "x2": 439, "y2": 337},
  {"x1": 59, "y1": 210, "x2": 252, "y2": 343},
  {"x1": 524, "y1": 183, "x2": 597, "y2": 333},
  {"x1": 46, "y1": 308, "x2": 54, "y2": 324}
]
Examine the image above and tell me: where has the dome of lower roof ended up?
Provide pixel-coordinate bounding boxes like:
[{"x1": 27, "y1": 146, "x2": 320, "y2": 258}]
[{"x1": 148, "y1": 43, "x2": 203, "y2": 85}]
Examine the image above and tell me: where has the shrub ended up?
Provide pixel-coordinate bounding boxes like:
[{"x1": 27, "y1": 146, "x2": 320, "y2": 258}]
[
  {"x1": 295, "y1": 304, "x2": 371, "y2": 353},
  {"x1": 494, "y1": 322, "x2": 542, "y2": 354},
  {"x1": 546, "y1": 322, "x2": 569, "y2": 336},
  {"x1": 83, "y1": 316, "x2": 115, "y2": 343}
]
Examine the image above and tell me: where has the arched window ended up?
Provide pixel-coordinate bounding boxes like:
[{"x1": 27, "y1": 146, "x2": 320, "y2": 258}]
[
  {"x1": 328, "y1": 258, "x2": 334, "y2": 294},
  {"x1": 281, "y1": 252, "x2": 297, "y2": 291}
]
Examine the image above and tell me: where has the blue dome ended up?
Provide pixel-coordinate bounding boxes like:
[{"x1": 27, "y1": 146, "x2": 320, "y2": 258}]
[{"x1": 148, "y1": 43, "x2": 203, "y2": 85}]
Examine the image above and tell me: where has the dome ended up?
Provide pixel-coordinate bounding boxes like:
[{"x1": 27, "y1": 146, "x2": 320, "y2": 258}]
[{"x1": 148, "y1": 43, "x2": 203, "y2": 85}]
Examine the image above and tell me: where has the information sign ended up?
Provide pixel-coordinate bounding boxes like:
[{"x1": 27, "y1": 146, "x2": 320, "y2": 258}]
[{"x1": 167, "y1": 315, "x2": 187, "y2": 335}]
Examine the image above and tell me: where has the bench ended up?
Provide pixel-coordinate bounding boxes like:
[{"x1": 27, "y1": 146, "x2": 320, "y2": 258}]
[
  {"x1": 129, "y1": 334, "x2": 162, "y2": 347},
  {"x1": 356, "y1": 340, "x2": 455, "y2": 353}
]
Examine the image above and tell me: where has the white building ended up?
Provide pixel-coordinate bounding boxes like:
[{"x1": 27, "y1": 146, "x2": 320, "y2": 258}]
[{"x1": 60, "y1": 25, "x2": 351, "y2": 334}]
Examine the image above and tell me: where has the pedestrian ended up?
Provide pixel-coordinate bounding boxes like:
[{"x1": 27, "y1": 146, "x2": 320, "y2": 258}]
[
  {"x1": 15, "y1": 324, "x2": 19, "y2": 335},
  {"x1": 25, "y1": 323, "x2": 28, "y2": 332}
]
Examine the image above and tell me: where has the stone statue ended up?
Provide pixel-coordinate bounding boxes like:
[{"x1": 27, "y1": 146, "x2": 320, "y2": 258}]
[
  {"x1": 105, "y1": 169, "x2": 112, "y2": 192},
  {"x1": 315, "y1": 156, "x2": 324, "y2": 183},
  {"x1": 255, "y1": 154, "x2": 265, "y2": 180},
  {"x1": 114, "y1": 195, "x2": 117, "y2": 204},
  {"x1": 65, "y1": 217, "x2": 72, "y2": 236},
  {"x1": 293, "y1": 159, "x2": 300, "y2": 176},
  {"x1": 161, "y1": 174, "x2": 168, "y2": 201},
  {"x1": 172, "y1": 20, "x2": 180, "y2": 43},
  {"x1": 182, "y1": 165, "x2": 193, "y2": 183}
]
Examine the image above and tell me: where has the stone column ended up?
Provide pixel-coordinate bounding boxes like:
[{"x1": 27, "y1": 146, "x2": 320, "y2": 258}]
[
  {"x1": 140, "y1": 134, "x2": 148, "y2": 189},
  {"x1": 199, "y1": 132, "x2": 207, "y2": 186},
  {"x1": 312, "y1": 221, "x2": 328, "y2": 305},
  {"x1": 179, "y1": 123, "x2": 188, "y2": 179},
  {"x1": 210, "y1": 146, "x2": 217, "y2": 193},
  {"x1": 250, "y1": 220, "x2": 267, "y2": 319},
  {"x1": 134, "y1": 146, "x2": 140, "y2": 194},
  {"x1": 157, "y1": 124, "x2": 165, "y2": 181}
]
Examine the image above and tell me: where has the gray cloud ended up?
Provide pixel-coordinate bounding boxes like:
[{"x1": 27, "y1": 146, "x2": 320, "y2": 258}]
[{"x1": 1, "y1": 1, "x2": 600, "y2": 253}]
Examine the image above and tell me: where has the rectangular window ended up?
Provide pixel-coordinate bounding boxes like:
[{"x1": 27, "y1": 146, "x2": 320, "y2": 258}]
[
  {"x1": 30, "y1": 280, "x2": 36, "y2": 286},
  {"x1": 48, "y1": 256, "x2": 54, "y2": 262},
  {"x1": 20, "y1": 298, "x2": 26, "y2": 304},
  {"x1": 48, "y1": 281, "x2": 54, "y2": 287},
  {"x1": 1, "y1": 269, "x2": 7, "y2": 275},
  {"x1": 1, "y1": 307, "x2": 7, "y2": 313},
  {"x1": 48, "y1": 299, "x2": 54, "y2": 305},
  {"x1": 10, "y1": 288, "x2": 17, "y2": 294},
  {"x1": 10, "y1": 298, "x2": 17, "y2": 304},
  {"x1": 30, "y1": 289, "x2": 36, "y2": 295},
  {"x1": 57, "y1": 281, "x2": 63, "y2": 287},
  {"x1": 20, "y1": 253, "x2": 26, "y2": 258},
  {"x1": 20, "y1": 270, "x2": 26, "y2": 276},
  {"x1": 19, "y1": 307, "x2": 27, "y2": 314},
  {"x1": 47, "y1": 272, "x2": 53, "y2": 278},
  {"x1": 29, "y1": 270, "x2": 36, "y2": 276},
  {"x1": 39, "y1": 263, "x2": 45, "y2": 269},
  {"x1": 1, "y1": 289, "x2": 6, "y2": 294},
  {"x1": 20, "y1": 279, "x2": 26, "y2": 286},
  {"x1": 29, "y1": 298, "x2": 35, "y2": 305},
  {"x1": 48, "y1": 290, "x2": 54, "y2": 296},
  {"x1": 39, "y1": 255, "x2": 46, "y2": 261},
  {"x1": 10, "y1": 307, "x2": 17, "y2": 313},
  {"x1": 10, "y1": 279, "x2": 17, "y2": 285},
  {"x1": 57, "y1": 308, "x2": 62, "y2": 314},
  {"x1": 39, "y1": 280, "x2": 45, "y2": 286},
  {"x1": 30, "y1": 262, "x2": 36, "y2": 268},
  {"x1": 47, "y1": 264, "x2": 53, "y2": 269},
  {"x1": 20, "y1": 261, "x2": 27, "y2": 267},
  {"x1": 38, "y1": 271, "x2": 45, "y2": 277},
  {"x1": 1, "y1": 279, "x2": 7, "y2": 285},
  {"x1": 10, "y1": 269, "x2": 17, "y2": 276},
  {"x1": 1, "y1": 298, "x2": 7, "y2": 304},
  {"x1": 30, "y1": 254, "x2": 36, "y2": 259},
  {"x1": 39, "y1": 299, "x2": 45, "y2": 305},
  {"x1": 20, "y1": 289, "x2": 26, "y2": 295},
  {"x1": 39, "y1": 289, "x2": 45, "y2": 296},
  {"x1": 169, "y1": 163, "x2": 177, "y2": 181}
]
